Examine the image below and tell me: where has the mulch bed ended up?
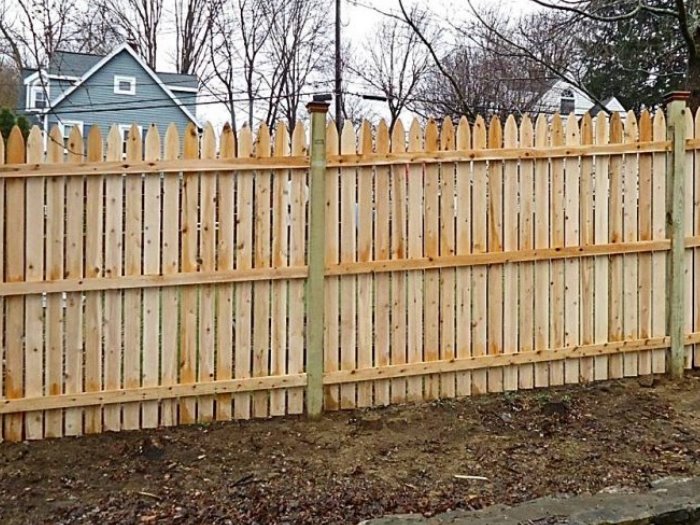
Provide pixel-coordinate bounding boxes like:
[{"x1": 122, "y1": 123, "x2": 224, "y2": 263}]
[{"x1": 2, "y1": 373, "x2": 700, "y2": 524}]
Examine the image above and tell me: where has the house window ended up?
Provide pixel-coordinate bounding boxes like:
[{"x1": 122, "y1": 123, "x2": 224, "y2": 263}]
[
  {"x1": 59, "y1": 121, "x2": 84, "y2": 139},
  {"x1": 29, "y1": 85, "x2": 49, "y2": 110},
  {"x1": 560, "y1": 88, "x2": 575, "y2": 115},
  {"x1": 119, "y1": 124, "x2": 144, "y2": 156},
  {"x1": 114, "y1": 75, "x2": 136, "y2": 95},
  {"x1": 56, "y1": 120, "x2": 84, "y2": 153}
]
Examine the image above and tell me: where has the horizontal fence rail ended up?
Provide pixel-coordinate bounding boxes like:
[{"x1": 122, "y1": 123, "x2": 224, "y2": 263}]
[{"x1": 0, "y1": 101, "x2": 699, "y2": 442}]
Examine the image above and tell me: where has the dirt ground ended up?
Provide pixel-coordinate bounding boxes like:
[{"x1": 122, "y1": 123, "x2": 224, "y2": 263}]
[{"x1": 2, "y1": 374, "x2": 700, "y2": 525}]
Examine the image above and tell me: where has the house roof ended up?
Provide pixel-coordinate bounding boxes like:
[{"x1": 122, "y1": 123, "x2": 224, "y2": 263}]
[
  {"x1": 47, "y1": 43, "x2": 199, "y2": 125},
  {"x1": 49, "y1": 51, "x2": 103, "y2": 77},
  {"x1": 157, "y1": 72, "x2": 198, "y2": 90},
  {"x1": 48, "y1": 50, "x2": 198, "y2": 89}
]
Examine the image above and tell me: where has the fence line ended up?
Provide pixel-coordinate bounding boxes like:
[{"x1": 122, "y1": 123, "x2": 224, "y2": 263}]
[{"x1": 0, "y1": 98, "x2": 697, "y2": 442}]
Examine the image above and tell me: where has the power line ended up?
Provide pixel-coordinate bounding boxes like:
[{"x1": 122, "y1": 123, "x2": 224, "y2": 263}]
[{"x1": 36, "y1": 90, "x2": 335, "y2": 116}]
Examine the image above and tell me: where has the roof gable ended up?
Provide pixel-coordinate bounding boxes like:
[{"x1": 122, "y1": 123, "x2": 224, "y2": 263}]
[{"x1": 48, "y1": 44, "x2": 198, "y2": 125}]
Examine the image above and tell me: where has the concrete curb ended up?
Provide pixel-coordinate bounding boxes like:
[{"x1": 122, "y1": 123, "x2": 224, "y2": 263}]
[{"x1": 361, "y1": 477, "x2": 700, "y2": 525}]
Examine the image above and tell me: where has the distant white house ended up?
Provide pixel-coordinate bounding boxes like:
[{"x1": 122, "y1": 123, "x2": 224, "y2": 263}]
[{"x1": 537, "y1": 80, "x2": 626, "y2": 118}]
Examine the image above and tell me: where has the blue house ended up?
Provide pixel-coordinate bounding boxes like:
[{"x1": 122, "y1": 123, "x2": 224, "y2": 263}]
[{"x1": 20, "y1": 43, "x2": 199, "y2": 147}]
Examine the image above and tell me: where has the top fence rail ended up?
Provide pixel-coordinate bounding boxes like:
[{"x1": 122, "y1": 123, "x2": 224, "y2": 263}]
[{"x1": 4, "y1": 110, "x2": 700, "y2": 178}]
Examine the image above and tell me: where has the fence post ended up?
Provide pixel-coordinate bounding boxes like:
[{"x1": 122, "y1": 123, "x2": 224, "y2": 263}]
[
  {"x1": 305, "y1": 99, "x2": 329, "y2": 417},
  {"x1": 665, "y1": 91, "x2": 690, "y2": 379}
]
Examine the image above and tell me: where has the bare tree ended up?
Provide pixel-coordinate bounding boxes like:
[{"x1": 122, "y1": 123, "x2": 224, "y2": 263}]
[
  {"x1": 0, "y1": 0, "x2": 81, "y2": 69},
  {"x1": 208, "y1": 0, "x2": 331, "y2": 131},
  {"x1": 350, "y1": 6, "x2": 431, "y2": 130},
  {"x1": 99, "y1": 0, "x2": 163, "y2": 69},
  {"x1": 414, "y1": 7, "x2": 579, "y2": 120},
  {"x1": 462, "y1": 1, "x2": 612, "y2": 113},
  {"x1": 209, "y1": 0, "x2": 280, "y2": 130},
  {"x1": 265, "y1": 0, "x2": 332, "y2": 129},
  {"x1": 72, "y1": 3, "x2": 124, "y2": 56},
  {"x1": 0, "y1": 57, "x2": 19, "y2": 108},
  {"x1": 173, "y1": 0, "x2": 223, "y2": 77}
]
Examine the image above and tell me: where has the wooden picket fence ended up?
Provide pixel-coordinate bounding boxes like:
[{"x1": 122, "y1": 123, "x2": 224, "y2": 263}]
[{"x1": 0, "y1": 103, "x2": 698, "y2": 442}]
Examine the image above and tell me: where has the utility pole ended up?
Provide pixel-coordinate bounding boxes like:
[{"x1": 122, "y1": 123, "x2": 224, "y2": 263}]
[{"x1": 335, "y1": 0, "x2": 342, "y2": 130}]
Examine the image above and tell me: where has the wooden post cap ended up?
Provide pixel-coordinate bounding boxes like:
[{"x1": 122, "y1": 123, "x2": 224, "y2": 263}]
[
  {"x1": 664, "y1": 91, "x2": 691, "y2": 104},
  {"x1": 306, "y1": 100, "x2": 330, "y2": 113}
]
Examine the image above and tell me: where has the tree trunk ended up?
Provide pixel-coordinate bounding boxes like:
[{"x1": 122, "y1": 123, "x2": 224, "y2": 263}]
[{"x1": 688, "y1": 52, "x2": 700, "y2": 113}]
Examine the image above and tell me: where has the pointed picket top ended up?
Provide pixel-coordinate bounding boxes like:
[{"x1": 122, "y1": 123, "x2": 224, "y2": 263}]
[
  {"x1": 504, "y1": 114, "x2": 517, "y2": 147},
  {"x1": 425, "y1": 119, "x2": 440, "y2": 151},
  {"x1": 422, "y1": 117, "x2": 438, "y2": 152},
  {"x1": 565, "y1": 112, "x2": 579, "y2": 146},
  {"x1": 441, "y1": 117, "x2": 455, "y2": 151},
  {"x1": 327, "y1": 120, "x2": 339, "y2": 140},
  {"x1": 624, "y1": 110, "x2": 638, "y2": 143},
  {"x1": 255, "y1": 122, "x2": 271, "y2": 158},
  {"x1": 376, "y1": 119, "x2": 389, "y2": 154},
  {"x1": 520, "y1": 114, "x2": 534, "y2": 147},
  {"x1": 686, "y1": 104, "x2": 695, "y2": 140},
  {"x1": 164, "y1": 123, "x2": 180, "y2": 161},
  {"x1": 595, "y1": 111, "x2": 609, "y2": 146},
  {"x1": 200, "y1": 122, "x2": 216, "y2": 160},
  {"x1": 610, "y1": 112, "x2": 623, "y2": 144},
  {"x1": 456, "y1": 116, "x2": 470, "y2": 151},
  {"x1": 695, "y1": 106, "x2": 700, "y2": 136},
  {"x1": 340, "y1": 119, "x2": 355, "y2": 155},
  {"x1": 550, "y1": 113, "x2": 564, "y2": 147},
  {"x1": 273, "y1": 121, "x2": 289, "y2": 157},
  {"x1": 26, "y1": 126, "x2": 44, "y2": 163},
  {"x1": 408, "y1": 118, "x2": 422, "y2": 153},
  {"x1": 87, "y1": 125, "x2": 103, "y2": 162},
  {"x1": 652, "y1": 108, "x2": 666, "y2": 141},
  {"x1": 325, "y1": 120, "x2": 338, "y2": 155},
  {"x1": 534, "y1": 114, "x2": 548, "y2": 148},
  {"x1": 238, "y1": 125, "x2": 253, "y2": 158},
  {"x1": 68, "y1": 124, "x2": 85, "y2": 162},
  {"x1": 220, "y1": 123, "x2": 236, "y2": 159},
  {"x1": 46, "y1": 126, "x2": 62, "y2": 162},
  {"x1": 290, "y1": 120, "x2": 305, "y2": 155},
  {"x1": 391, "y1": 118, "x2": 406, "y2": 153},
  {"x1": 488, "y1": 115, "x2": 502, "y2": 148},
  {"x1": 580, "y1": 113, "x2": 593, "y2": 146},
  {"x1": 338, "y1": 119, "x2": 354, "y2": 155},
  {"x1": 145, "y1": 124, "x2": 161, "y2": 161},
  {"x1": 473, "y1": 115, "x2": 487, "y2": 149},
  {"x1": 105, "y1": 125, "x2": 121, "y2": 161},
  {"x1": 638, "y1": 110, "x2": 651, "y2": 142},
  {"x1": 7, "y1": 125, "x2": 25, "y2": 163},
  {"x1": 359, "y1": 120, "x2": 373, "y2": 155},
  {"x1": 0, "y1": 129, "x2": 4, "y2": 165},
  {"x1": 183, "y1": 121, "x2": 199, "y2": 159}
]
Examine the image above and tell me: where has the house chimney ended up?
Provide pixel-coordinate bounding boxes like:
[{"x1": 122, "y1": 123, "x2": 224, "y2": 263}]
[{"x1": 126, "y1": 39, "x2": 140, "y2": 56}]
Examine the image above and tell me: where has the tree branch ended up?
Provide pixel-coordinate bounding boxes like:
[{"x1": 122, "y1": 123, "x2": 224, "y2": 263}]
[{"x1": 397, "y1": 0, "x2": 474, "y2": 119}]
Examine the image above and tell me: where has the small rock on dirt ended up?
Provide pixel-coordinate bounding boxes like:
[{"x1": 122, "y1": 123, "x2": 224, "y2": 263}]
[
  {"x1": 638, "y1": 375, "x2": 657, "y2": 388},
  {"x1": 355, "y1": 416, "x2": 384, "y2": 431},
  {"x1": 139, "y1": 437, "x2": 165, "y2": 460},
  {"x1": 541, "y1": 401, "x2": 569, "y2": 417}
]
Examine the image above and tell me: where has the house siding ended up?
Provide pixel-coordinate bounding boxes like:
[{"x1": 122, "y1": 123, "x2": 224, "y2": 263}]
[{"x1": 47, "y1": 50, "x2": 196, "y2": 139}]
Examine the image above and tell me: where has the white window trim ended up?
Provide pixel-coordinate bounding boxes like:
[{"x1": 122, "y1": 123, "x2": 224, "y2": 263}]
[
  {"x1": 27, "y1": 83, "x2": 49, "y2": 111},
  {"x1": 58, "y1": 120, "x2": 84, "y2": 139},
  {"x1": 114, "y1": 75, "x2": 136, "y2": 95},
  {"x1": 118, "y1": 124, "x2": 144, "y2": 136},
  {"x1": 119, "y1": 124, "x2": 144, "y2": 156}
]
